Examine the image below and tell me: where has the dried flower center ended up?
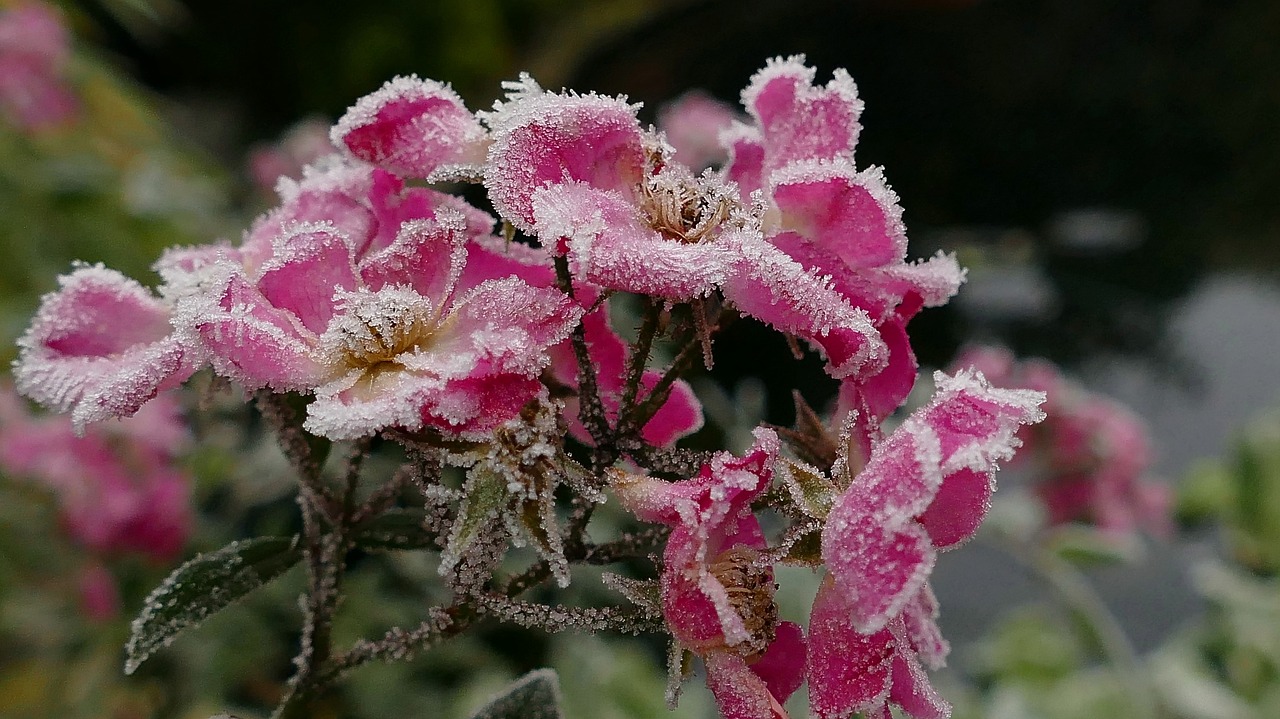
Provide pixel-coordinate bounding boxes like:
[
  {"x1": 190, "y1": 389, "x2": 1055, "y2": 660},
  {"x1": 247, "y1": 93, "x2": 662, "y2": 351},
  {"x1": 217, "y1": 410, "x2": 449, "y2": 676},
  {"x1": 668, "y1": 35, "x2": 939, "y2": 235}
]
[
  {"x1": 708, "y1": 546, "x2": 778, "y2": 660},
  {"x1": 640, "y1": 171, "x2": 736, "y2": 244}
]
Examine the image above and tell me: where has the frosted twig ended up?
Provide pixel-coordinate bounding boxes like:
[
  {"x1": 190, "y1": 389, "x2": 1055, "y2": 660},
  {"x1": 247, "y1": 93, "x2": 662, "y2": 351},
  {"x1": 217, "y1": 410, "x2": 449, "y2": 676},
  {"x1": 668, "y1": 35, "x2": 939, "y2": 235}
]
[
  {"x1": 553, "y1": 255, "x2": 611, "y2": 452},
  {"x1": 619, "y1": 298, "x2": 662, "y2": 415},
  {"x1": 476, "y1": 592, "x2": 663, "y2": 635}
]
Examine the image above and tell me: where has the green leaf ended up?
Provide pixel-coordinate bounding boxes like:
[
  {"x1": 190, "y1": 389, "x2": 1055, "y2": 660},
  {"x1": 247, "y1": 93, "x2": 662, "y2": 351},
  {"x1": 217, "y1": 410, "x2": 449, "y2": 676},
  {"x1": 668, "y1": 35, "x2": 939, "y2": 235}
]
[
  {"x1": 777, "y1": 458, "x2": 837, "y2": 519},
  {"x1": 124, "y1": 536, "x2": 302, "y2": 674},
  {"x1": 440, "y1": 464, "x2": 509, "y2": 574},
  {"x1": 467, "y1": 669, "x2": 564, "y2": 719},
  {"x1": 352, "y1": 508, "x2": 439, "y2": 552}
]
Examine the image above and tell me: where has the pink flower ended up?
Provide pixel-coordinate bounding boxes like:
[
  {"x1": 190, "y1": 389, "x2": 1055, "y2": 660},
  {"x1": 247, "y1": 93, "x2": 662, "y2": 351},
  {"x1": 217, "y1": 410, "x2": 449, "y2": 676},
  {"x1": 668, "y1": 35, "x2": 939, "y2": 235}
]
[
  {"x1": 0, "y1": 386, "x2": 193, "y2": 562},
  {"x1": 953, "y1": 345, "x2": 1171, "y2": 537},
  {"x1": 821, "y1": 369, "x2": 1045, "y2": 634},
  {"x1": 331, "y1": 75, "x2": 489, "y2": 180},
  {"x1": 13, "y1": 264, "x2": 202, "y2": 430},
  {"x1": 725, "y1": 57, "x2": 965, "y2": 432},
  {"x1": 613, "y1": 428, "x2": 806, "y2": 719},
  {"x1": 248, "y1": 117, "x2": 336, "y2": 193},
  {"x1": 483, "y1": 76, "x2": 887, "y2": 381},
  {"x1": 183, "y1": 159, "x2": 581, "y2": 440},
  {"x1": 806, "y1": 370, "x2": 1043, "y2": 718},
  {"x1": 461, "y1": 223, "x2": 705, "y2": 447},
  {"x1": 0, "y1": 1, "x2": 77, "y2": 130},
  {"x1": 657, "y1": 90, "x2": 743, "y2": 171}
]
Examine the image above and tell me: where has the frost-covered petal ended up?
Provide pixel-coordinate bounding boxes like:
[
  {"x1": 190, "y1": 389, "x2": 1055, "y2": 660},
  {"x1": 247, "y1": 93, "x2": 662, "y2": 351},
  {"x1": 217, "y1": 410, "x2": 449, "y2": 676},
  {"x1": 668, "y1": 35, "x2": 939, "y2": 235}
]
[
  {"x1": 189, "y1": 268, "x2": 326, "y2": 391},
  {"x1": 750, "y1": 620, "x2": 807, "y2": 704},
  {"x1": 807, "y1": 576, "x2": 895, "y2": 719},
  {"x1": 306, "y1": 366, "x2": 541, "y2": 440},
  {"x1": 824, "y1": 369, "x2": 1044, "y2": 631},
  {"x1": 242, "y1": 157, "x2": 376, "y2": 269},
  {"x1": 770, "y1": 162, "x2": 905, "y2": 273},
  {"x1": 359, "y1": 210, "x2": 469, "y2": 301},
  {"x1": 915, "y1": 467, "x2": 992, "y2": 551},
  {"x1": 704, "y1": 651, "x2": 790, "y2": 719},
  {"x1": 723, "y1": 123, "x2": 768, "y2": 198},
  {"x1": 332, "y1": 75, "x2": 488, "y2": 178},
  {"x1": 255, "y1": 224, "x2": 359, "y2": 333},
  {"x1": 739, "y1": 56, "x2": 863, "y2": 172},
  {"x1": 721, "y1": 233, "x2": 886, "y2": 380},
  {"x1": 531, "y1": 181, "x2": 733, "y2": 299},
  {"x1": 13, "y1": 265, "x2": 196, "y2": 427},
  {"x1": 484, "y1": 89, "x2": 646, "y2": 231},
  {"x1": 439, "y1": 277, "x2": 580, "y2": 377},
  {"x1": 887, "y1": 648, "x2": 950, "y2": 719}
]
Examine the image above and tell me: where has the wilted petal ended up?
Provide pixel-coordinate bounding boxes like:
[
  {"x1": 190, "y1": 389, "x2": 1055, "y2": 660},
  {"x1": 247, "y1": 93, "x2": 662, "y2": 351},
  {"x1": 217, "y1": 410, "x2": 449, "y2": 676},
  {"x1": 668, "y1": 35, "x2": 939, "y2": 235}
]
[
  {"x1": 333, "y1": 75, "x2": 488, "y2": 178},
  {"x1": 485, "y1": 89, "x2": 647, "y2": 231}
]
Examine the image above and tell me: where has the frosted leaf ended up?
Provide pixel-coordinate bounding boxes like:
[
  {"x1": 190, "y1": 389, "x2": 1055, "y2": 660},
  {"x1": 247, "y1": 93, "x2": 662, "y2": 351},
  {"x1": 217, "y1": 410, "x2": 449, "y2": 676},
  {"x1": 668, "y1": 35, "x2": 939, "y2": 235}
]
[
  {"x1": 466, "y1": 669, "x2": 564, "y2": 719},
  {"x1": 777, "y1": 457, "x2": 837, "y2": 519},
  {"x1": 438, "y1": 463, "x2": 508, "y2": 581},
  {"x1": 350, "y1": 508, "x2": 441, "y2": 552},
  {"x1": 125, "y1": 536, "x2": 301, "y2": 674},
  {"x1": 601, "y1": 572, "x2": 662, "y2": 615}
]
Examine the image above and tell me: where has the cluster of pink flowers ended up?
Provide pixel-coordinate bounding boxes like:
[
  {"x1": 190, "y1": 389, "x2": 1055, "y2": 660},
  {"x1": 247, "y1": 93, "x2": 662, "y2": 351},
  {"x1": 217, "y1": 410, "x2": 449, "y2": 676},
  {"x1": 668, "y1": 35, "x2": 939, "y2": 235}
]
[
  {"x1": 0, "y1": 1, "x2": 78, "y2": 131},
  {"x1": 952, "y1": 345, "x2": 1170, "y2": 539},
  {"x1": 0, "y1": 385, "x2": 192, "y2": 619},
  {"x1": 11, "y1": 55, "x2": 1046, "y2": 718}
]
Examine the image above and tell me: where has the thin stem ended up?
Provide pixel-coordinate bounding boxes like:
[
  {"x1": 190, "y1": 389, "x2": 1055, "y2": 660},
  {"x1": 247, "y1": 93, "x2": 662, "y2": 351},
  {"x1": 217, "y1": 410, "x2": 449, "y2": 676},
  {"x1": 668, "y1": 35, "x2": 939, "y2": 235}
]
[
  {"x1": 554, "y1": 255, "x2": 612, "y2": 452},
  {"x1": 1005, "y1": 539, "x2": 1159, "y2": 719},
  {"x1": 619, "y1": 299, "x2": 662, "y2": 415}
]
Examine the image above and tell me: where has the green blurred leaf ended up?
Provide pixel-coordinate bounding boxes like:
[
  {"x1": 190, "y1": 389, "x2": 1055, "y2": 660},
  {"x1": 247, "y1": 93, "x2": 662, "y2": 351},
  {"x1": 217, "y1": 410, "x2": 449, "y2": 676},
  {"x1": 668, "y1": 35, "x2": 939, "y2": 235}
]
[
  {"x1": 352, "y1": 508, "x2": 438, "y2": 552},
  {"x1": 466, "y1": 669, "x2": 564, "y2": 719},
  {"x1": 124, "y1": 536, "x2": 302, "y2": 674}
]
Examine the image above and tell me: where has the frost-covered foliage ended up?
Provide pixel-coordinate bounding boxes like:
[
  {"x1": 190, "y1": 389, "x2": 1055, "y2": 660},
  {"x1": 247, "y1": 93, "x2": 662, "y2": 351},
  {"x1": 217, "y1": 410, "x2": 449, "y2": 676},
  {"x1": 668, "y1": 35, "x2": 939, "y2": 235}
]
[{"x1": 8, "y1": 56, "x2": 1048, "y2": 719}]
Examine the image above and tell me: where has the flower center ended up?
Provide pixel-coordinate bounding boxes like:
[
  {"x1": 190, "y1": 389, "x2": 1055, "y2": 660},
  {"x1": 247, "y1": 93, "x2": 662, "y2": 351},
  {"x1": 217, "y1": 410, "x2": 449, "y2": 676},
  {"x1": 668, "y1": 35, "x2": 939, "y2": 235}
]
[
  {"x1": 708, "y1": 546, "x2": 778, "y2": 660},
  {"x1": 640, "y1": 169, "x2": 737, "y2": 244},
  {"x1": 324, "y1": 288, "x2": 439, "y2": 373}
]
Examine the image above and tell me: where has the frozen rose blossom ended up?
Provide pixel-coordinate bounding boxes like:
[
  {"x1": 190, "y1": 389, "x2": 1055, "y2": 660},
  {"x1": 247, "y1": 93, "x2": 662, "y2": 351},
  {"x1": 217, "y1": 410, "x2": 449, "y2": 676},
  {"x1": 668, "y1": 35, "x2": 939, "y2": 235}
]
[
  {"x1": 822, "y1": 370, "x2": 1045, "y2": 634},
  {"x1": 0, "y1": 386, "x2": 193, "y2": 562},
  {"x1": 718, "y1": 57, "x2": 965, "y2": 431},
  {"x1": 952, "y1": 345, "x2": 1171, "y2": 537},
  {"x1": 13, "y1": 264, "x2": 202, "y2": 430},
  {"x1": 483, "y1": 76, "x2": 887, "y2": 381},
  {"x1": 0, "y1": 1, "x2": 77, "y2": 130},
  {"x1": 248, "y1": 117, "x2": 335, "y2": 193},
  {"x1": 657, "y1": 90, "x2": 743, "y2": 171},
  {"x1": 613, "y1": 428, "x2": 805, "y2": 719},
  {"x1": 182, "y1": 162, "x2": 581, "y2": 439},
  {"x1": 332, "y1": 75, "x2": 489, "y2": 180}
]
